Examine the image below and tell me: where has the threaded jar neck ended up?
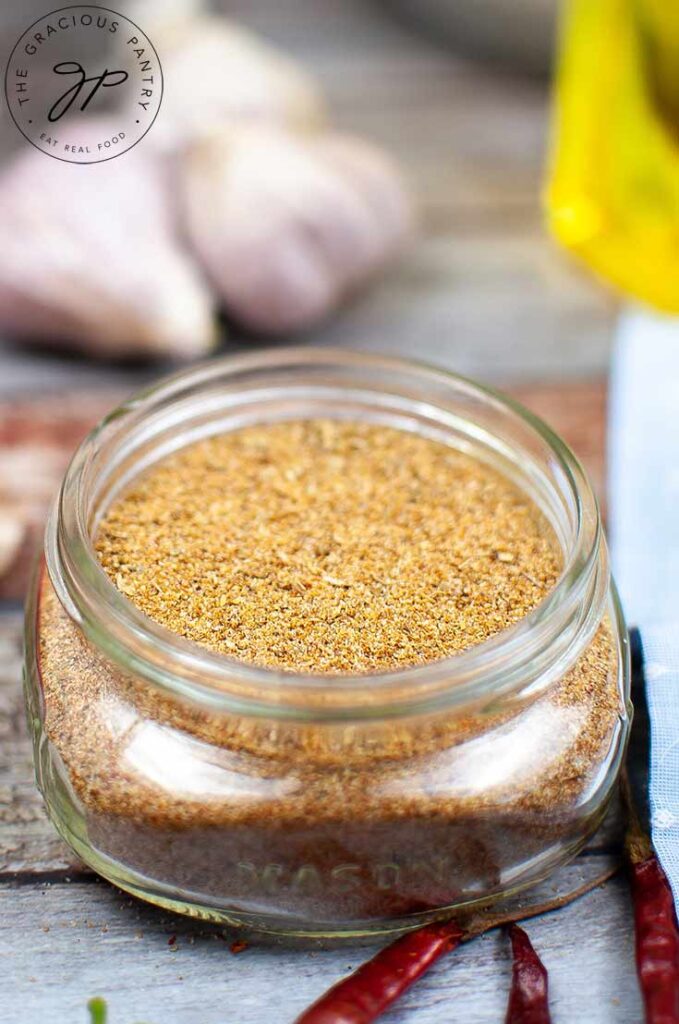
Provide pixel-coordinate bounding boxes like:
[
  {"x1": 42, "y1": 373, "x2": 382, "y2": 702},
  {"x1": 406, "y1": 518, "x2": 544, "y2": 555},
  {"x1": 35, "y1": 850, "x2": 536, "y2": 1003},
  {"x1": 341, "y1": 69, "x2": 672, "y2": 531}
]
[{"x1": 46, "y1": 348, "x2": 607, "y2": 722}]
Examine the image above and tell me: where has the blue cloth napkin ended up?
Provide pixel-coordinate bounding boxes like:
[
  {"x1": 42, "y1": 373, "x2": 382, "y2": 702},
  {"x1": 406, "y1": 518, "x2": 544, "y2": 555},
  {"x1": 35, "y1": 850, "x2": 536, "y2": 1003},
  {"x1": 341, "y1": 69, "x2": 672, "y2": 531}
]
[{"x1": 610, "y1": 308, "x2": 679, "y2": 900}]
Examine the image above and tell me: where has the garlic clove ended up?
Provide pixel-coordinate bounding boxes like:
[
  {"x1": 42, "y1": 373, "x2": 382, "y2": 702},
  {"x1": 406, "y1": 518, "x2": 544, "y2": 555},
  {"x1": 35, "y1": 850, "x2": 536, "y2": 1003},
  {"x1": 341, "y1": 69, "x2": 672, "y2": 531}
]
[
  {"x1": 147, "y1": 17, "x2": 325, "y2": 152},
  {"x1": 314, "y1": 134, "x2": 416, "y2": 279},
  {"x1": 181, "y1": 126, "x2": 413, "y2": 334},
  {"x1": 0, "y1": 131, "x2": 217, "y2": 360}
]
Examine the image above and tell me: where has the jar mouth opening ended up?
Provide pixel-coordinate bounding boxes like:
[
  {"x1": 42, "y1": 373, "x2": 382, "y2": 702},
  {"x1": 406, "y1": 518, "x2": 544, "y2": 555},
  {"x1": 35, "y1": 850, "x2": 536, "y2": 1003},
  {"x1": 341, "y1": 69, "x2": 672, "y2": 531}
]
[{"x1": 47, "y1": 348, "x2": 605, "y2": 719}]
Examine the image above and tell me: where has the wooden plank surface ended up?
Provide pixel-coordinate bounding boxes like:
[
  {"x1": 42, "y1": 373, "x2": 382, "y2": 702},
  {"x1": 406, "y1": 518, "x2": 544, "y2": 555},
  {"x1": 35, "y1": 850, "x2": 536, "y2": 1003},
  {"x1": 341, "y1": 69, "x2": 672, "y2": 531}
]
[{"x1": 3, "y1": 876, "x2": 640, "y2": 1024}]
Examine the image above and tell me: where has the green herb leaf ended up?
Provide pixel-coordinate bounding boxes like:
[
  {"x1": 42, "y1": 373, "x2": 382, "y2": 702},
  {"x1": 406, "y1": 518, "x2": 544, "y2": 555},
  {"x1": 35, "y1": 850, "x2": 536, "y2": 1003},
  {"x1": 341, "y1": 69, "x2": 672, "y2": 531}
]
[{"x1": 88, "y1": 997, "x2": 108, "y2": 1024}]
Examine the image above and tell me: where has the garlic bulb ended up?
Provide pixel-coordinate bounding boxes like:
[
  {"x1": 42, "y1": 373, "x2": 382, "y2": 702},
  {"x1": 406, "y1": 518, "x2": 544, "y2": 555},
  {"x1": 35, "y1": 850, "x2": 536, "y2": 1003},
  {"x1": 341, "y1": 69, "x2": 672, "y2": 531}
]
[
  {"x1": 181, "y1": 126, "x2": 413, "y2": 333},
  {"x1": 0, "y1": 136, "x2": 216, "y2": 359},
  {"x1": 148, "y1": 18, "x2": 325, "y2": 152}
]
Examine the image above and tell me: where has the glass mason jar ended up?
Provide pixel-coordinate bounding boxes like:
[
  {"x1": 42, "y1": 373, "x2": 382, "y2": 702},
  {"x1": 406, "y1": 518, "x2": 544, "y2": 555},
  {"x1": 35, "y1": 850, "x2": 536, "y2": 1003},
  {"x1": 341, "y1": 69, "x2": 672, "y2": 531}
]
[{"x1": 24, "y1": 349, "x2": 631, "y2": 938}]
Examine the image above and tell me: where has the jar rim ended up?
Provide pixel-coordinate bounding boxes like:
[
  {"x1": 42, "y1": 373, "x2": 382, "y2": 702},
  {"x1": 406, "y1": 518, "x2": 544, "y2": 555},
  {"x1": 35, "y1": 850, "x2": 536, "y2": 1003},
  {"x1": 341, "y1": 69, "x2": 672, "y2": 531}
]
[{"x1": 45, "y1": 347, "x2": 607, "y2": 720}]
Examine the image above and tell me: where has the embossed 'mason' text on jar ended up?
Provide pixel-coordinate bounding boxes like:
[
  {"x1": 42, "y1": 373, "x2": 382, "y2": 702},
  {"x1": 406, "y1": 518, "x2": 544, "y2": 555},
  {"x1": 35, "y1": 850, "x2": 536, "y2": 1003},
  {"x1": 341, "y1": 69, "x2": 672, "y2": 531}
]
[{"x1": 24, "y1": 349, "x2": 631, "y2": 938}]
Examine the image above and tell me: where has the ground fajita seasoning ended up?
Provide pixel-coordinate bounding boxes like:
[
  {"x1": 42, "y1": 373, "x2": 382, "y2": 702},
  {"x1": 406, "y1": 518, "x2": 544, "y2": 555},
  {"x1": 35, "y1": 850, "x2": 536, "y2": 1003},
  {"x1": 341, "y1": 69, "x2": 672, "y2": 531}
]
[
  {"x1": 95, "y1": 420, "x2": 562, "y2": 674},
  {"x1": 26, "y1": 355, "x2": 629, "y2": 938}
]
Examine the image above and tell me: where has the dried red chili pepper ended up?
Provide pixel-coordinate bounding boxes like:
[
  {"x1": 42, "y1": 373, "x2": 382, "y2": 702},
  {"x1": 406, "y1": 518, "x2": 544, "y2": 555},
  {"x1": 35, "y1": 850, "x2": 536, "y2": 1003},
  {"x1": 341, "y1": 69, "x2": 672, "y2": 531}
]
[
  {"x1": 630, "y1": 856, "x2": 679, "y2": 1024},
  {"x1": 623, "y1": 772, "x2": 679, "y2": 1024},
  {"x1": 293, "y1": 919, "x2": 464, "y2": 1024},
  {"x1": 292, "y1": 859, "x2": 619, "y2": 1024},
  {"x1": 505, "y1": 924, "x2": 551, "y2": 1024}
]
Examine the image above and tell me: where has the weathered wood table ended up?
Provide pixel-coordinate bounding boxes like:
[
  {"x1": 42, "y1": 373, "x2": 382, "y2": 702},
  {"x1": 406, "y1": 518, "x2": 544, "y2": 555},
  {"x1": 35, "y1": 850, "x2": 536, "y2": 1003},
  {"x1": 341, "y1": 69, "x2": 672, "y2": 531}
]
[{"x1": 1, "y1": 1, "x2": 639, "y2": 1021}]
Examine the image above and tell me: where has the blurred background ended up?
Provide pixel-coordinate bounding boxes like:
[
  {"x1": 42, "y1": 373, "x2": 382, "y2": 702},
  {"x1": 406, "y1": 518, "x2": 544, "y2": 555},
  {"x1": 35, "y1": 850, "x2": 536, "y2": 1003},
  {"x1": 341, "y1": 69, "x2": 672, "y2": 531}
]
[
  {"x1": 0, "y1": 0, "x2": 611, "y2": 391},
  {"x1": 0, "y1": 0, "x2": 611, "y2": 589}
]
